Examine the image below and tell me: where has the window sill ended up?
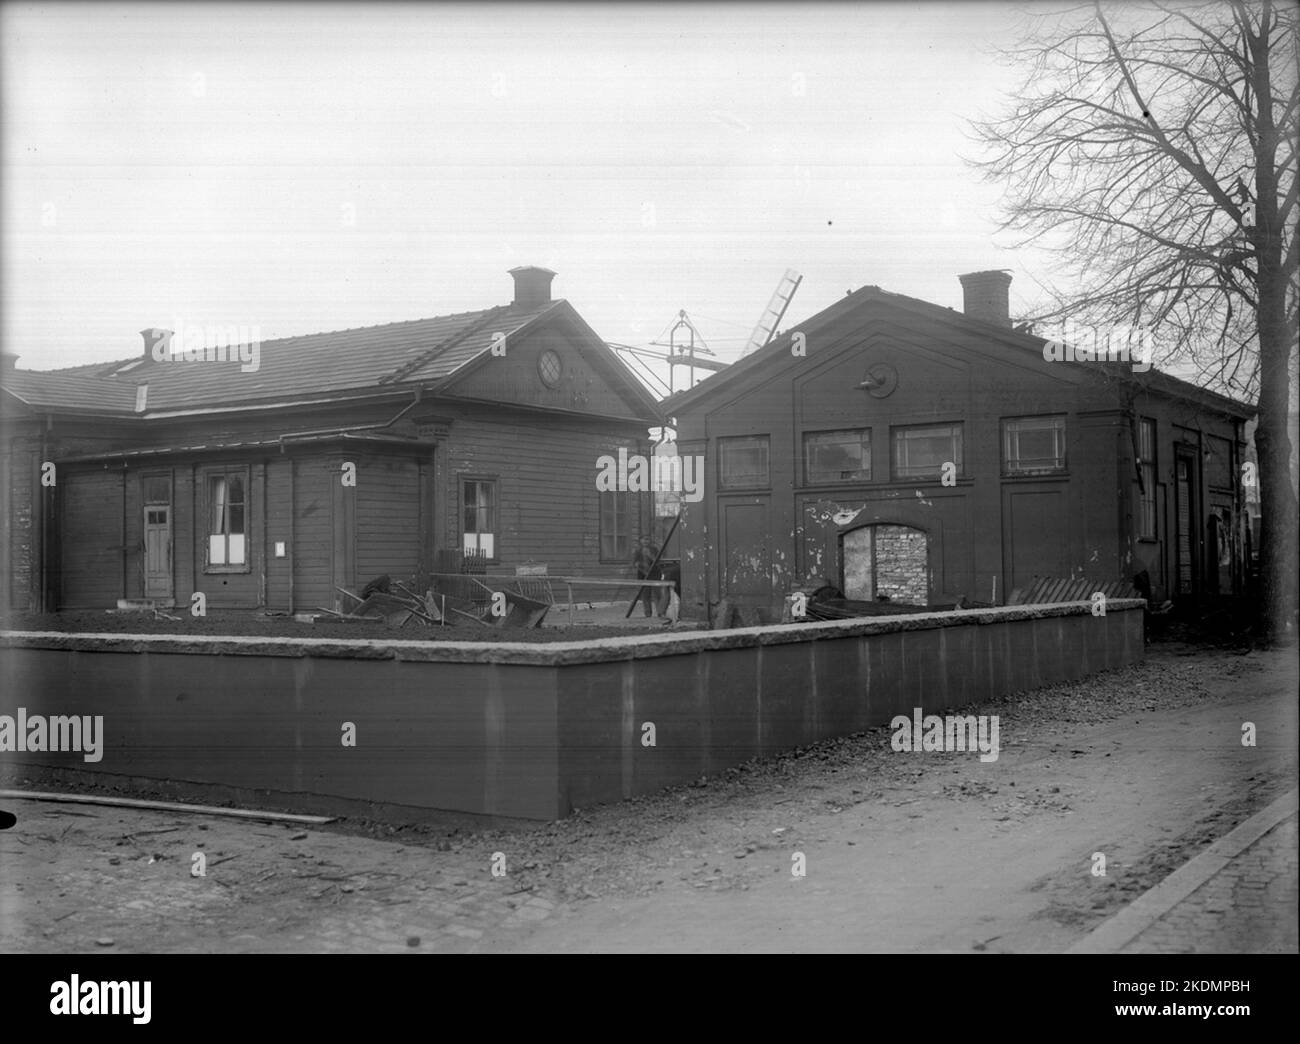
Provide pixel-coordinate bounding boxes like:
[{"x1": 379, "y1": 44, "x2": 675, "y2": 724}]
[{"x1": 1000, "y1": 470, "x2": 1070, "y2": 480}]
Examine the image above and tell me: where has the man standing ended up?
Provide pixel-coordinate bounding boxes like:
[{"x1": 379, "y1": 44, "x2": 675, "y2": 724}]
[{"x1": 631, "y1": 535, "x2": 660, "y2": 618}]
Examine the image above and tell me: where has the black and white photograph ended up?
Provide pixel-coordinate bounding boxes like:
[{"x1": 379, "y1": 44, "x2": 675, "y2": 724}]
[{"x1": 0, "y1": 0, "x2": 1296, "y2": 990}]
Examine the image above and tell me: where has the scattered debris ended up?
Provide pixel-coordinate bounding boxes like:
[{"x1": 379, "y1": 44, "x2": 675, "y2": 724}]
[{"x1": 319, "y1": 573, "x2": 548, "y2": 629}]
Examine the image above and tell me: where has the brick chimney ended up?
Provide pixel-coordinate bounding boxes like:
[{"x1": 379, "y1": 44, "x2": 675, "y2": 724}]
[
  {"x1": 958, "y1": 270, "x2": 1012, "y2": 328},
  {"x1": 508, "y1": 266, "x2": 556, "y2": 308},
  {"x1": 140, "y1": 327, "x2": 174, "y2": 360}
]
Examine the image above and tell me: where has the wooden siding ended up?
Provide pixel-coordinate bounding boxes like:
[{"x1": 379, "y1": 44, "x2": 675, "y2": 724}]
[
  {"x1": 352, "y1": 453, "x2": 422, "y2": 586},
  {"x1": 6, "y1": 292, "x2": 666, "y2": 615},
  {"x1": 59, "y1": 468, "x2": 126, "y2": 608},
  {"x1": 440, "y1": 413, "x2": 649, "y2": 580},
  {"x1": 3, "y1": 441, "x2": 37, "y2": 610},
  {"x1": 173, "y1": 465, "x2": 195, "y2": 605},
  {"x1": 263, "y1": 457, "x2": 291, "y2": 611},
  {"x1": 292, "y1": 456, "x2": 339, "y2": 613}
]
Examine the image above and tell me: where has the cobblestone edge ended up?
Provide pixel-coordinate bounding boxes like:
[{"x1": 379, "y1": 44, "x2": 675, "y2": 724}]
[{"x1": 1065, "y1": 788, "x2": 1300, "y2": 954}]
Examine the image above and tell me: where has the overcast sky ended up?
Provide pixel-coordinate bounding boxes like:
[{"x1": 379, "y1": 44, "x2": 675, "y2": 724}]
[{"x1": 2, "y1": 1, "x2": 1066, "y2": 375}]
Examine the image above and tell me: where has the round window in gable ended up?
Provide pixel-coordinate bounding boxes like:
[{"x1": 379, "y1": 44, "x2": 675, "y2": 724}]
[{"x1": 538, "y1": 349, "x2": 563, "y2": 388}]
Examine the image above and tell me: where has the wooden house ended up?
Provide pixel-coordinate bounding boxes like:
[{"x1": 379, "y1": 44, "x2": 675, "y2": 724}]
[
  {"x1": 1, "y1": 267, "x2": 662, "y2": 612},
  {"x1": 663, "y1": 271, "x2": 1254, "y2": 625}
]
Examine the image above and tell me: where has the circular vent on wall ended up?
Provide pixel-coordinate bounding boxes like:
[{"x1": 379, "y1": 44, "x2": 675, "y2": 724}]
[
  {"x1": 859, "y1": 362, "x2": 898, "y2": 398},
  {"x1": 538, "y1": 349, "x2": 563, "y2": 387}
]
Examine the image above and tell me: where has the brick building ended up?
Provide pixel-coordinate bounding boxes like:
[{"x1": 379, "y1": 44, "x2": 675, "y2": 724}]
[{"x1": 663, "y1": 271, "x2": 1255, "y2": 624}]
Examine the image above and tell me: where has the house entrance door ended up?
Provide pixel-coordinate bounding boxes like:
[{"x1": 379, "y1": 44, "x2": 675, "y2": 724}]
[{"x1": 143, "y1": 474, "x2": 173, "y2": 601}]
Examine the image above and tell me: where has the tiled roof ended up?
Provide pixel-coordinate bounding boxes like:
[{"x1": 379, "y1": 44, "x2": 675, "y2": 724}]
[
  {"x1": 1, "y1": 369, "x2": 141, "y2": 413},
  {"x1": 2, "y1": 300, "x2": 558, "y2": 417}
]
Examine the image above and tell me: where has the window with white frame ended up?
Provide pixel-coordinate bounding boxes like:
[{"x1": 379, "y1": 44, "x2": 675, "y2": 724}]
[
  {"x1": 461, "y1": 477, "x2": 498, "y2": 559},
  {"x1": 206, "y1": 468, "x2": 248, "y2": 569}
]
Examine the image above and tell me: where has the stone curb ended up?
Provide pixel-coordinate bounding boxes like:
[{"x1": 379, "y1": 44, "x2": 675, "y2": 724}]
[
  {"x1": 1065, "y1": 787, "x2": 1300, "y2": 954},
  {"x1": 0, "y1": 600, "x2": 1144, "y2": 665}
]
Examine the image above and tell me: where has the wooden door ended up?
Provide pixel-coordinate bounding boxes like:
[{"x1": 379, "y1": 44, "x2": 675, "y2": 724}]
[
  {"x1": 1175, "y1": 453, "x2": 1198, "y2": 596},
  {"x1": 144, "y1": 505, "x2": 172, "y2": 599}
]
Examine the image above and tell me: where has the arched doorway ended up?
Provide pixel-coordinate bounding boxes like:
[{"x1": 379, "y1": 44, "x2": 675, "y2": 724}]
[{"x1": 842, "y1": 524, "x2": 929, "y2": 605}]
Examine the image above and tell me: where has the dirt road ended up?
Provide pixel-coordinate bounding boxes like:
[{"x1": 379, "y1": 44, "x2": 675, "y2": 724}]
[{"x1": 1, "y1": 644, "x2": 1295, "y2": 954}]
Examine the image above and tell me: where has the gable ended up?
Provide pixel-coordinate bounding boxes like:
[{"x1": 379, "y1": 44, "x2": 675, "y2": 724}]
[
  {"x1": 692, "y1": 300, "x2": 1093, "y2": 434},
  {"x1": 669, "y1": 286, "x2": 1252, "y2": 425},
  {"x1": 439, "y1": 310, "x2": 660, "y2": 423},
  {"x1": 794, "y1": 324, "x2": 974, "y2": 430}
]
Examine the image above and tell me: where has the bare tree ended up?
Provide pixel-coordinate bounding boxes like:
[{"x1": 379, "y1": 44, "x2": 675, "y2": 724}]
[{"x1": 971, "y1": 0, "x2": 1298, "y2": 639}]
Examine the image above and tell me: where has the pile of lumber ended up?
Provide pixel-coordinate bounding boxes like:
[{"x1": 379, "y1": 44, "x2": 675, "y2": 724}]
[
  {"x1": 805, "y1": 597, "x2": 928, "y2": 620},
  {"x1": 428, "y1": 572, "x2": 550, "y2": 628},
  {"x1": 316, "y1": 576, "x2": 445, "y2": 629},
  {"x1": 1006, "y1": 576, "x2": 1140, "y2": 605},
  {"x1": 317, "y1": 573, "x2": 550, "y2": 629}
]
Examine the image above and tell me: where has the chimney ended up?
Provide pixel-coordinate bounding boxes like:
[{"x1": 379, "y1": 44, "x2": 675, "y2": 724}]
[
  {"x1": 140, "y1": 327, "x2": 174, "y2": 360},
  {"x1": 1, "y1": 351, "x2": 18, "y2": 371},
  {"x1": 958, "y1": 270, "x2": 1013, "y2": 328},
  {"x1": 508, "y1": 266, "x2": 556, "y2": 308}
]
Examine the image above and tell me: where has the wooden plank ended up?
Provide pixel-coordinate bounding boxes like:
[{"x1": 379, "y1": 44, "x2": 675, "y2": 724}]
[{"x1": 0, "y1": 789, "x2": 335, "y2": 824}]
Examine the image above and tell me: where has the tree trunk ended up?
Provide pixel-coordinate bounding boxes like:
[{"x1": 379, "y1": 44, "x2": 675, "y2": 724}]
[
  {"x1": 1254, "y1": 328, "x2": 1298, "y2": 642},
  {"x1": 1247, "y1": 6, "x2": 1297, "y2": 643}
]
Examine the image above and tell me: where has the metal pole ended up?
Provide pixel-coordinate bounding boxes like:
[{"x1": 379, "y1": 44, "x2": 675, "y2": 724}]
[{"x1": 624, "y1": 511, "x2": 681, "y2": 619}]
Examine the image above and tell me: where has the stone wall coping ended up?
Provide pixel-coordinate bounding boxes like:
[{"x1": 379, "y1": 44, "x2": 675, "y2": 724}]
[{"x1": 0, "y1": 600, "x2": 1144, "y2": 667}]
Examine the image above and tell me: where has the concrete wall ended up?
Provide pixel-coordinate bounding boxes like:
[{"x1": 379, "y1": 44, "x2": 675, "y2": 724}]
[{"x1": 0, "y1": 600, "x2": 1143, "y2": 821}]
